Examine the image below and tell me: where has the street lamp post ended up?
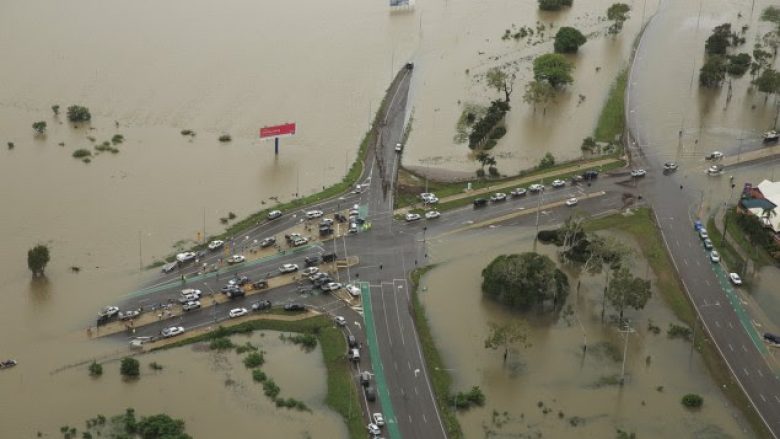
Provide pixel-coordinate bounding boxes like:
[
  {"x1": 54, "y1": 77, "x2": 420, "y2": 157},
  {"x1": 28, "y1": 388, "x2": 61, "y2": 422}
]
[{"x1": 618, "y1": 321, "x2": 635, "y2": 385}]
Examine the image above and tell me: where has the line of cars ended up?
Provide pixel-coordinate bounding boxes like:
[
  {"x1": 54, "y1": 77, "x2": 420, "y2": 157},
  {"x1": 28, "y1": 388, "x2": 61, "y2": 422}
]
[
  {"x1": 694, "y1": 221, "x2": 742, "y2": 285},
  {"x1": 470, "y1": 172, "x2": 593, "y2": 210}
]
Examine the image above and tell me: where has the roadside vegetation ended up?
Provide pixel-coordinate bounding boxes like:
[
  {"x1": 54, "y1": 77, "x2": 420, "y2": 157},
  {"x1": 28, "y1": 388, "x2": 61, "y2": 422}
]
[
  {"x1": 27, "y1": 244, "x2": 50, "y2": 278},
  {"x1": 593, "y1": 69, "x2": 627, "y2": 145},
  {"x1": 52, "y1": 409, "x2": 191, "y2": 439}
]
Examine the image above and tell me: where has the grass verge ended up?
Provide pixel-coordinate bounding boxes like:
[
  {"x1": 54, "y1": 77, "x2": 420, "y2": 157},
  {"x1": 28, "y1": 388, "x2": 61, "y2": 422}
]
[
  {"x1": 586, "y1": 208, "x2": 771, "y2": 439},
  {"x1": 723, "y1": 209, "x2": 776, "y2": 267},
  {"x1": 594, "y1": 69, "x2": 627, "y2": 143},
  {"x1": 409, "y1": 265, "x2": 463, "y2": 439},
  {"x1": 154, "y1": 315, "x2": 364, "y2": 439}
]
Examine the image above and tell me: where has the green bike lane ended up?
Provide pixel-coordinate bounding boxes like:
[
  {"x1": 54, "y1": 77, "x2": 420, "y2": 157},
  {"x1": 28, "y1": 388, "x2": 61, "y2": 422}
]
[
  {"x1": 360, "y1": 281, "x2": 402, "y2": 439},
  {"x1": 710, "y1": 264, "x2": 768, "y2": 355}
]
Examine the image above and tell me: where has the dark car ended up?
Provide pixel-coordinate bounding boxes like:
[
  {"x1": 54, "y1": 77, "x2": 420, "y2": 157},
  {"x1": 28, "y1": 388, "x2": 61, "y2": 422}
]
[
  {"x1": 314, "y1": 277, "x2": 333, "y2": 287},
  {"x1": 221, "y1": 285, "x2": 243, "y2": 295},
  {"x1": 230, "y1": 276, "x2": 250, "y2": 286},
  {"x1": 305, "y1": 255, "x2": 322, "y2": 267},
  {"x1": 322, "y1": 253, "x2": 337, "y2": 263},
  {"x1": 473, "y1": 198, "x2": 488, "y2": 208},
  {"x1": 365, "y1": 386, "x2": 377, "y2": 402},
  {"x1": 260, "y1": 237, "x2": 276, "y2": 248},
  {"x1": 764, "y1": 332, "x2": 780, "y2": 345},
  {"x1": 226, "y1": 289, "x2": 245, "y2": 299},
  {"x1": 252, "y1": 300, "x2": 272, "y2": 311},
  {"x1": 251, "y1": 280, "x2": 268, "y2": 290},
  {"x1": 347, "y1": 335, "x2": 358, "y2": 348},
  {"x1": 583, "y1": 170, "x2": 599, "y2": 180},
  {"x1": 334, "y1": 213, "x2": 347, "y2": 223},
  {"x1": 319, "y1": 226, "x2": 333, "y2": 236},
  {"x1": 284, "y1": 303, "x2": 306, "y2": 311}
]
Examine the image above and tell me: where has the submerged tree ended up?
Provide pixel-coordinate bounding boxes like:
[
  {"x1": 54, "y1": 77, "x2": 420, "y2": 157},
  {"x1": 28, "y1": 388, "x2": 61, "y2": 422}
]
[
  {"x1": 606, "y1": 267, "x2": 651, "y2": 323},
  {"x1": 484, "y1": 321, "x2": 528, "y2": 363},
  {"x1": 606, "y1": 3, "x2": 631, "y2": 35},
  {"x1": 554, "y1": 27, "x2": 587, "y2": 53},
  {"x1": 27, "y1": 244, "x2": 50, "y2": 277},
  {"x1": 533, "y1": 53, "x2": 575, "y2": 89},
  {"x1": 32, "y1": 121, "x2": 47, "y2": 135},
  {"x1": 66, "y1": 105, "x2": 91, "y2": 123},
  {"x1": 481, "y1": 252, "x2": 569, "y2": 311},
  {"x1": 486, "y1": 66, "x2": 515, "y2": 103},
  {"x1": 522, "y1": 80, "x2": 555, "y2": 113}
]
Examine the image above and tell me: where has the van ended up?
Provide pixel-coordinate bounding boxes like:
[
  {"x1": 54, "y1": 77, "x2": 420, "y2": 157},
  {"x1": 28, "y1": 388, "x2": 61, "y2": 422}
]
[
  {"x1": 349, "y1": 348, "x2": 360, "y2": 362},
  {"x1": 473, "y1": 198, "x2": 488, "y2": 208}
]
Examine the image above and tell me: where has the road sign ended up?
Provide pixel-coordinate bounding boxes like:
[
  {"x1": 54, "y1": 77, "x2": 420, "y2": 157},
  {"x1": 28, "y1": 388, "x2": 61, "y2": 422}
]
[{"x1": 260, "y1": 123, "x2": 296, "y2": 139}]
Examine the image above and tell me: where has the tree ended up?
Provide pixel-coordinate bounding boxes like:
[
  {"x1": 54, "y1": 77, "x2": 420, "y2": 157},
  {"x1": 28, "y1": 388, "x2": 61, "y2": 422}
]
[
  {"x1": 533, "y1": 53, "x2": 574, "y2": 88},
  {"x1": 88, "y1": 361, "x2": 103, "y2": 377},
  {"x1": 137, "y1": 414, "x2": 191, "y2": 439},
  {"x1": 761, "y1": 6, "x2": 780, "y2": 28},
  {"x1": 699, "y1": 56, "x2": 727, "y2": 87},
  {"x1": 486, "y1": 67, "x2": 515, "y2": 102},
  {"x1": 606, "y1": 267, "x2": 651, "y2": 323},
  {"x1": 705, "y1": 24, "x2": 733, "y2": 56},
  {"x1": 484, "y1": 321, "x2": 528, "y2": 363},
  {"x1": 538, "y1": 152, "x2": 555, "y2": 169},
  {"x1": 51, "y1": 105, "x2": 60, "y2": 116},
  {"x1": 554, "y1": 27, "x2": 587, "y2": 53},
  {"x1": 606, "y1": 3, "x2": 631, "y2": 34},
  {"x1": 752, "y1": 47, "x2": 772, "y2": 77},
  {"x1": 481, "y1": 252, "x2": 569, "y2": 311},
  {"x1": 120, "y1": 357, "x2": 140, "y2": 378},
  {"x1": 32, "y1": 121, "x2": 47, "y2": 134},
  {"x1": 582, "y1": 235, "x2": 632, "y2": 322},
  {"x1": 476, "y1": 152, "x2": 496, "y2": 171},
  {"x1": 27, "y1": 244, "x2": 50, "y2": 277},
  {"x1": 66, "y1": 105, "x2": 91, "y2": 123},
  {"x1": 753, "y1": 68, "x2": 780, "y2": 96},
  {"x1": 538, "y1": 0, "x2": 572, "y2": 11},
  {"x1": 726, "y1": 53, "x2": 751, "y2": 76},
  {"x1": 681, "y1": 394, "x2": 704, "y2": 408},
  {"x1": 522, "y1": 80, "x2": 555, "y2": 112}
]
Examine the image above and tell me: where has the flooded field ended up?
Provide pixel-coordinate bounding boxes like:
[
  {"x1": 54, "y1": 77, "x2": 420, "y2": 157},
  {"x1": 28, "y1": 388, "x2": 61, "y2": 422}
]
[
  {"x1": 0, "y1": 331, "x2": 345, "y2": 438},
  {"x1": 420, "y1": 227, "x2": 754, "y2": 438}
]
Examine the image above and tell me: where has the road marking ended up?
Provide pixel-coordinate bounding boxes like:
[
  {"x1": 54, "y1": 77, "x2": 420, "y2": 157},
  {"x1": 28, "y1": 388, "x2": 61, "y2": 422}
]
[
  {"x1": 423, "y1": 414, "x2": 428, "y2": 423},
  {"x1": 408, "y1": 361, "x2": 412, "y2": 370},
  {"x1": 683, "y1": 258, "x2": 689, "y2": 266},
  {"x1": 409, "y1": 415, "x2": 413, "y2": 423},
  {"x1": 379, "y1": 284, "x2": 393, "y2": 346},
  {"x1": 704, "y1": 279, "x2": 710, "y2": 287},
  {"x1": 742, "y1": 345, "x2": 749, "y2": 353},
  {"x1": 695, "y1": 259, "x2": 701, "y2": 267},
  {"x1": 675, "y1": 239, "x2": 680, "y2": 247},
  {"x1": 400, "y1": 387, "x2": 405, "y2": 396},
  {"x1": 393, "y1": 279, "x2": 406, "y2": 345},
  {"x1": 758, "y1": 369, "x2": 764, "y2": 378},
  {"x1": 728, "y1": 344, "x2": 734, "y2": 352},
  {"x1": 394, "y1": 361, "x2": 398, "y2": 371},
  {"x1": 727, "y1": 321, "x2": 733, "y2": 329},
  {"x1": 774, "y1": 395, "x2": 780, "y2": 403},
  {"x1": 414, "y1": 386, "x2": 419, "y2": 395},
  {"x1": 744, "y1": 368, "x2": 750, "y2": 376},
  {"x1": 760, "y1": 394, "x2": 767, "y2": 402},
  {"x1": 715, "y1": 321, "x2": 720, "y2": 328}
]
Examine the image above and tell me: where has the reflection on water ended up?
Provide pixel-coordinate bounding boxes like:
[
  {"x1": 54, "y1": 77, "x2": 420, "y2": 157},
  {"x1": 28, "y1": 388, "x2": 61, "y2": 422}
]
[{"x1": 421, "y1": 227, "x2": 754, "y2": 438}]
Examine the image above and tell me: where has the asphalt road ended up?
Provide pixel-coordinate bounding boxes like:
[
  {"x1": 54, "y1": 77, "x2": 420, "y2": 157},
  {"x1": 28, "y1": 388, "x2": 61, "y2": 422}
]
[{"x1": 626, "y1": 12, "x2": 780, "y2": 437}]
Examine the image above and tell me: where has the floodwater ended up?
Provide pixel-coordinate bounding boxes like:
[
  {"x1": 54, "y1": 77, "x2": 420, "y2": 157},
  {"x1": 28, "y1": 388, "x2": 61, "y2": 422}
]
[
  {"x1": 420, "y1": 226, "x2": 755, "y2": 438},
  {"x1": 405, "y1": 0, "x2": 658, "y2": 177},
  {"x1": 0, "y1": 331, "x2": 346, "y2": 438}
]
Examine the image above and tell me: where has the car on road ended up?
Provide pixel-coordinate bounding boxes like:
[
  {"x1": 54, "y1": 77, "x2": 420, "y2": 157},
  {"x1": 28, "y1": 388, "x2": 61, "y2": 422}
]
[
  {"x1": 322, "y1": 282, "x2": 343, "y2": 292},
  {"x1": 118, "y1": 309, "x2": 140, "y2": 320},
  {"x1": 207, "y1": 240, "x2": 224, "y2": 251},
  {"x1": 251, "y1": 280, "x2": 268, "y2": 290},
  {"x1": 302, "y1": 266, "x2": 319, "y2": 276},
  {"x1": 703, "y1": 238, "x2": 713, "y2": 250},
  {"x1": 284, "y1": 303, "x2": 306, "y2": 311},
  {"x1": 98, "y1": 306, "x2": 120, "y2": 318},
  {"x1": 663, "y1": 162, "x2": 679, "y2": 171},
  {"x1": 510, "y1": 187, "x2": 527, "y2": 197},
  {"x1": 176, "y1": 251, "x2": 197, "y2": 263},
  {"x1": 279, "y1": 263, "x2": 299, "y2": 274},
  {"x1": 252, "y1": 300, "x2": 272, "y2": 311},
  {"x1": 698, "y1": 229, "x2": 708, "y2": 240},
  {"x1": 334, "y1": 316, "x2": 346, "y2": 326},
  {"x1": 395, "y1": 142, "x2": 403, "y2": 152},
  {"x1": 425, "y1": 210, "x2": 440, "y2": 219},
  {"x1": 360, "y1": 371, "x2": 372, "y2": 387},
  {"x1": 405, "y1": 213, "x2": 421, "y2": 222},
  {"x1": 348, "y1": 335, "x2": 358, "y2": 348},
  {"x1": 267, "y1": 210, "x2": 283, "y2": 220},
  {"x1": 473, "y1": 198, "x2": 488, "y2": 208},
  {"x1": 763, "y1": 332, "x2": 780, "y2": 346},
  {"x1": 304, "y1": 255, "x2": 322, "y2": 267},
  {"x1": 367, "y1": 423, "x2": 381, "y2": 435},
  {"x1": 551, "y1": 179, "x2": 566, "y2": 188},
  {"x1": 764, "y1": 130, "x2": 780, "y2": 142},
  {"x1": 348, "y1": 222, "x2": 359, "y2": 234},
  {"x1": 227, "y1": 254, "x2": 245, "y2": 264},
  {"x1": 349, "y1": 348, "x2": 360, "y2": 362},
  {"x1": 729, "y1": 272, "x2": 743, "y2": 285},
  {"x1": 345, "y1": 284, "x2": 361, "y2": 297},
  {"x1": 365, "y1": 386, "x2": 376, "y2": 402},
  {"x1": 305, "y1": 210, "x2": 324, "y2": 219},
  {"x1": 309, "y1": 272, "x2": 327, "y2": 282},
  {"x1": 528, "y1": 183, "x2": 544, "y2": 193},
  {"x1": 710, "y1": 250, "x2": 720, "y2": 262},
  {"x1": 565, "y1": 197, "x2": 578, "y2": 207},
  {"x1": 228, "y1": 276, "x2": 250, "y2": 286},
  {"x1": 630, "y1": 169, "x2": 647, "y2": 178},
  {"x1": 161, "y1": 326, "x2": 185, "y2": 338},
  {"x1": 582, "y1": 170, "x2": 599, "y2": 180},
  {"x1": 226, "y1": 288, "x2": 245, "y2": 299},
  {"x1": 182, "y1": 301, "x2": 201, "y2": 311},
  {"x1": 320, "y1": 218, "x2": 334, "y2": 227},
  {"x1": 260, "y1": 237, "x2": 276, "y2": 248},
  {"x1": 221, "y1": 284, "x2": 243, "y2": 294},
  {"x1": 707, "y1": 151, "x2": 724, "y2": 160},
  {"x1": 372, "y1": 413, "x2": 385, "y2": 427},
  {"x1": 179, "y1": 293, "x2": 201, "y2": 304},
  {"x1": 490, "y1": 192, "x2": 507, "y2": 202},
  {"x1": 229, "y1": 307, "x2": 248, "y2": 318},
  {"x1": 161, "y1": 261, "x2": 178, "y2": 273}
]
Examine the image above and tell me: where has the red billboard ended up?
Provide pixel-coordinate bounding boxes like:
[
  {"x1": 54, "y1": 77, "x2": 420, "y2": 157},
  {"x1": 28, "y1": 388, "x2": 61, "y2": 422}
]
[{"x1": 260, "y1": 123, "x2": 296, "y2": 139}]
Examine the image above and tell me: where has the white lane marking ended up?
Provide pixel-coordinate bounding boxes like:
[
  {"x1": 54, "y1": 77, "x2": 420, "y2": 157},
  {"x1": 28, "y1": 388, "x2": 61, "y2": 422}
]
[
  {"x1": 728, "y1": 344, "x2": 734, "y2": 352},
  {"x1": 409, "y1": 415, "x2": 413, "y2": 424},
  {"x1": 715, "y1": 321, "x2": 721, "y2": 328},
  {"x1": 675, "y1": 239, "x2": 680, "y2": 247},
  {"x1": 408, "y1": 361, "x2": 412, "y2": 370},
  {"x1": 774, "y1": 395, "x2": 780, "y2": 403},
  {"x1": 742, "y1": 345, "x2": 748, "y2": 353},
  {"x1": 744, "y1": 368, "x2": 750, "y2": 376},
  {"x1": 414, "y1": 386, "x2": 419, "y2": 395},
  {"x1": 760, "y1": 394, "x2": 767, "y2": 402},
  {"x1": 393, "y1": 280, "x2": 406, "y2": 345},
  {"x1": 727, "y1": 321, "x2": 734, "y2": 329},
  {"x1": 758, "y1": 369, "x2": 764, "y2": 378},
  {"x1": 394, "y1": 362, "x2": 398, "y2": 371},
  {"x1": 705, "y1": 279, "x2": 710, "y2": 287},
  {"x1": 379, "y1": 284, "x2": 394, "y2": 346},
  {"x1": 683, "y1": 258, "x2": 689, "y2": 266},
  {"x1": 423, "y1": 414, "x2": 428, "y2": 423}
]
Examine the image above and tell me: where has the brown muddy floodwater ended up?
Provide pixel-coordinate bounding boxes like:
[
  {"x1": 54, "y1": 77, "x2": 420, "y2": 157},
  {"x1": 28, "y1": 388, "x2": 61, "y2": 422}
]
[{"x1": 421, "y1": 226, "x2": 754, "y2": 438}]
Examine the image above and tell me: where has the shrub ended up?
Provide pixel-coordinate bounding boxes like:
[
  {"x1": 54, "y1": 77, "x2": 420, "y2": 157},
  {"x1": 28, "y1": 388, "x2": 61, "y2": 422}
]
[
  {"x1": 236, "y1": 342, "x2": 258, "y2": 354},
  {"x1": 111, "y1": 134, "x2": 124, "y2": 145},
  {"x1": 72, "y1": 149, "x2": 92, "y2": 159},
  {"x1": 538, "y1": 152, "x2": 555, "y2": 169},
  {"x1": 681, "y1": 393, "x2": 703, "y2": 408},
  {"x1": 7, "y1": 142, "x2": 14, "y2": 149},
  {"x1": 539, "y1": 0, "x2": 573, "y2": 11},
  {"x1": 88, "y1": 361, "x2": 103, "y2": 377},
  {"x1": 667, "y1": 323, "x2": 692, "y2": 340},
  {"x1": 537, "y1": 229, "x2": 563, "y2": 244},
  {"x1": 263, "y1": 379, "x2": 281, "y2": 399},
  {"x1": 32, "y1": 121, "x2": 47, "y2": 134},
  {"x1": 488, "y1": 165, "x2": 500, "y2": 177},
  {"x1": 120, "y1": 357, "x2": 140, "y2": 378},
  {"x1": 243, "y1": 352, "x2": 265, "y2": 368},
  {"x1": 66, "y1": 105, "x2": 91, "y2": 123},
  {"x1": 51, "y1": 105, "x2": 60, "y2": 115},
  {"x1": 476, "y1": 168, "x2": 486, "y2": 178},
  {"x1": 281, "y1": 333, "x2": 318, "y2": 351},
  {"x1": 209, "y1": 337, "x2": 235, "y2": 351},
  {"x1": 181, "y1": 129, "x2": 195, "y2": 136},
  {"x1": 218, "y1": 134, "x2": 232, "y2": 142},
  {"x1": 554, "y1": 27, "x2": 587, "y2": 53},
  {"x1": 252, "y1": 369, "x2": 267, "y2": 382},
  {"x1": 149, "y1": 362, "x2": 164, "y2": 370}
]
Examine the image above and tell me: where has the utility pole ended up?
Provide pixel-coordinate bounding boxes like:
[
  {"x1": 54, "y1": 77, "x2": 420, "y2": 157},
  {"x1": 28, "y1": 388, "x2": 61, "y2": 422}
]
[
  {"x1": 138, "y1": 230, "x2": 143, "y2": 272},
  {"x1": 533, "y1": 179, "x2": 545, "y2": 250},
  {"x1": 202, "y1": 207, "x2": 206, "y2": 243},
  {"x1": 619, "y1": 321, "x2": 635, "y2": 385}
]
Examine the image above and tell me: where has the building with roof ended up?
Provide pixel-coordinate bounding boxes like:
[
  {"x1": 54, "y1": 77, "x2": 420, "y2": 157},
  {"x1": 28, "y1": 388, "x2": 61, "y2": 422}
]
[{"x1": 740, "y1": 179, "x2": 780, "y2": 233}]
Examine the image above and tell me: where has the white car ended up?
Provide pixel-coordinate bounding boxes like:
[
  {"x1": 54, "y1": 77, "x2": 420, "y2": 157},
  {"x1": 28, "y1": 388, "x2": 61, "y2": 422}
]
[
  {"x1": 395, "y1": 143, "x2": 403, "y2": 152},
  {"x1": 305, "y1": 210, "x2": 324, "y2": 219},
  {"x1": 345, "y1": 284, "x2": 361, "y2": 297},
  {"x1": 279, "y1": 263, "x2": 299, "y2": 274},
  {"x1": 227, "y1": 254, "x2": 245, "y2": 264},
  {"x1": 425, "y1": 210, "x2": 440, "y2": 219},
  {"x1": 207, "y1": 240, "x2": 224, "y2": 251},
  {"x1": 551, "y1": 179, "x2": 566, "y2": 188},
  {"x1": 510, "y1": 187, "x2": 527, "y2": 197},
  {"x1": 291, "y1": 236, "x2": 309, "y2": 247},
  {"x1": 334, "y1": 316, "x2": 347, "y2": 326},
  {"x1": 323, "y1": 282, "x2": 343, "y2": 291},
  {"x1": 528, "y1": 183, "x2": 544, "y2": 193},
  {"x1": 663, "y1": 162, "x2": 679, "y2": 171},
  {"x1": 405, "y1": 213, "x2": 421, "y2": 222},
  {"x1": 182, "y1": 300, "x2": 201, "y2": 311},
  {"x1": 729, "y1": 272, "x2": 742, "y2": 285},
  {"x1": 367, "y1": 424, "x2": 381, "y2": 436},
  {"x1": 710, "y1": 250, "x2": 720, "y2": 262},
  {"x1": 372, "y1": 413, "x2": 385, "y2": 427},
  {"x1": 229, "y1": 307, "x2": 249, "y2": 318},
  {"x1": 267, "y1": 210, "x2": 282, "y2": 220},
  {"x1": 176, "y1": 251, "x2": 197, "y2": 263},
  {"x1": 179, "y1": 293, "x2": 201, "y2": 304},
  {"x1": 419, "y1": 192, "x2": 435, "y2": 201},
  {"x1": 698, "y1": 229, "x2": 709, "y2": 240},
  {"x1": 118, "y1": 310, "x2": 140, "y2": 320},
  {"x1": 565, "y1": 197, "x2": 578, "y2": 207},
  {"x1": 302, "y1": 266, "x2": 319, "y2": 276},
  {"x1": 98, "y1": 305, "x2": 119, "y2": 318},
  {"x1": 161, "y1": 326, "x2": 185, "y2": 338},
  {"x1": 181, "y1": 288, "x2": 202, "y2": 297},
  {"x1": 708, "y1": 151, "x2": 724, "y2": 160},
  {"x1": 490, "y1": 192, "x2": 507, "y2": 202},
  {"x1": 630, "y1": 169, "x2": 647, "y2": 177},
  {"x1": 423, "y1": 195, "x2": 439, "y2": 204}
]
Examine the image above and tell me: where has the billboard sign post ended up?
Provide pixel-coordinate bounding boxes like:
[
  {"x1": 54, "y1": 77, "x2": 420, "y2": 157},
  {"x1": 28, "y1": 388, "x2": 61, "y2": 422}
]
[{"x1": 260, "y1": 122, "x2": 297, "y2": 155}]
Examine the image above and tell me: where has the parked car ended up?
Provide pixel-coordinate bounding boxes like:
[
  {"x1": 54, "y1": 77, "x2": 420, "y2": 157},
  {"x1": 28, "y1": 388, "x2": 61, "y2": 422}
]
[
  {"x1": 405, "y1": 213, "x2": 421, "y2": 222},
  {"x1": 395, "y1": 142, "x2": 403, "y2": 152},
  {"x1": 707, "y1": 151, "x2": 724, "y2": 160},
  {"x1": 176, "y1": 251, "x2": 197, "y2": 263},
  {"x1": 551, "y1": 179, "x2": 565, "y2": 188},
  {"x1": 260, "y1": 237, "x2": 276, "y2": 248},
  {"x1": 161, "y1": 326, "x2": 185, "y2": 338},
  {"x1": 304, "y1": 255, "x2": 322, "y2": 267},
  {"x1": 320, "y1": 218, "x2": 334, "y2": 227},
  {"x1": 367, "y1": 423, "x2": 381, "y2": 435},
  {"x1": 528, "y1": 183, "x2": 544, "y2": 193},
  {"x1": 284, "y1": 303, "x2": 306, "y2": 311},
  {"x1": 118, "y1": 309, "x2": 140, "y2": 320},
  {"x1": 473, "y1": 198, "x2": 488, "y2": 208},
  {"x1": 302, "y1": 267, "x2": 319, "y2": 276},
  {"x1": 708, "y1": 164, "x2": 723, "y2": 175},
  {"x1": 292, "y1": 236, "x2": 309, "y2": 247},
  {"x1": 226, "y1": 289, "x2": 245, "y2": 299},
  {"x1": 207, "y1": 240, "x2": 224, "y2": 251},
  {"x1": 365, "y1": 386, "x2": 377, "y2": 402},
  {"x1": 565, "y1": 197, "x2": 578, "y2": 207},
  {"x1": 182, "y1": 301, "x2": 201, "y2": 311},
  {"x1": 360, "y1": 371, "x2": 372, "y2": 387},
  {"x1": 221, "y1": 285, "x2": 243, "y2": 295},
  {"x1": 630, "y1": 169, "x2": 647, "y2": 177},
  {"x1": 305, "y1": 210, "x2": 324, "y2": 219},
  {"x1": 764, "y1": 130, "x2": 780, "y2": 142},
  {"x1": 698, "y1": 229, "x2": 709, "y2": 240},
  {"x1": 228, "y1": 276, "x2": 249, "y2": 286},
  {"x1": 729, "y1": 272, "x2": 742, "y2": 285},
  {"x1": 510, "y1": 187, "x2": 527, "y2": 197},
  {"x1": 703, "y1": 238, "x2": 713, "y2": 250},
  {"x1": 322, "y1": 282, "x2": 343, "y2": 292},
  {"x1": 663, "y1": 162, "x2": 679, "y2": 171},
  {"x1": 425, "y1": 210, "x2": 440, "y2": 219},
  {"x1": 710, "y1": 250, "x2": 720, "y2": 262},
  {"x1": 583, "y1": 170, "x2": 600, "y2": 180},
  {"x1": 251, "y1": 280, "x2": 268, "y2": 290},
  {"x1": 490, "y1": 192, "x2": 507, "y2": 202},
  {"x1": 348, "y1": 335, "x2": 358, "y2": 348},
  {"x1": 763, "y1": 332, "x2": 780, "y2": 346},
  {"x1": 267, "y1": 210, "x2": 282, "y2": 220},
  {"x1": 322, "y1": 253, "x2": 337, "y2": 263},
  {"x1": 161, "y1": 262, "x2": 178, "y2": 273},
  {"x1": 423, "y1": 195, "x2": 439, "y2": 204},
  {"x1": 348, "y1": 222, "x2": 358, "y2": 234},
  {"x1": 98, "y1": 306, "x2": 120, "y2": 318},
  {"x1": 345, "y1": 284, "x2": 361, "y2": 297},
  {"x1": 373, "y1": 413, "x2": 385, "y2": 427},
  {"x1": 349, "y1": 348, "x2": 360, "y2": 362},
  {"x1": 227, "y1": 254, "x2": 245, "y2": 264},
  {"x1": 179, "y1": 293, "x2": 200, "y2": 304},
  {"x1": 229, "y1": 307, "x2": 248, "y2": 318},
  {"x1": 279, "y1": 263, "x2": 299, "y2": 274},
  {"x1": 334, "y1": 316, "x2": 347, "y2": 326},
  {"x1": 252, "y1": 300, "x2": 272, "y2": 311}
]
